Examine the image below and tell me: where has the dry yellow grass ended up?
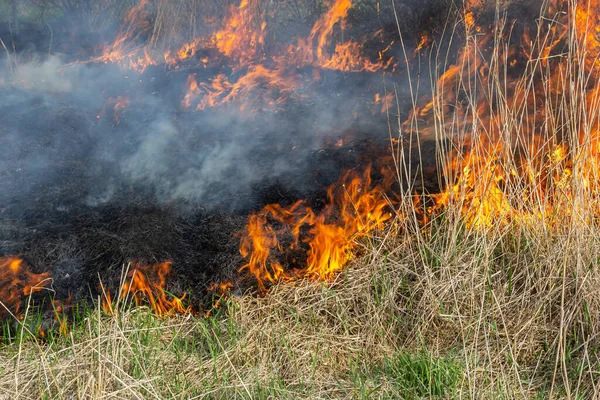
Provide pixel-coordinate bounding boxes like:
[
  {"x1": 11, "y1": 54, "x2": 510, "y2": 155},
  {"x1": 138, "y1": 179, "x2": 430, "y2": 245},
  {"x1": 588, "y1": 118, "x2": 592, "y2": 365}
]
[{"x1": 1, "y1": 215, "x2": 599, "y2": 398}]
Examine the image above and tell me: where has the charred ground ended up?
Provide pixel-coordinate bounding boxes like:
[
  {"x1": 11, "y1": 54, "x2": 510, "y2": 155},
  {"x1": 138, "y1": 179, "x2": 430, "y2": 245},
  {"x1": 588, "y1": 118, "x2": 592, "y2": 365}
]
[
  {"x1": 0, "y1": 67, "x2": 428, "y2": 312},
  {"x1": 0, "y1": 0, "x2": 494, "y2": 315}
]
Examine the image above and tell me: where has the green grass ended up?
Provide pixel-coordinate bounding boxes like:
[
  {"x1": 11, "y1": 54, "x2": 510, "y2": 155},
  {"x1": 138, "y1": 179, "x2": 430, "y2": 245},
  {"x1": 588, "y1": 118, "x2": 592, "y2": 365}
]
[
  {"x1": 0, "y1": 265, "x2": 466, "y2": 399},
  {"x1": 349, "y1": 349, "x2": 462, "y2": 399}
]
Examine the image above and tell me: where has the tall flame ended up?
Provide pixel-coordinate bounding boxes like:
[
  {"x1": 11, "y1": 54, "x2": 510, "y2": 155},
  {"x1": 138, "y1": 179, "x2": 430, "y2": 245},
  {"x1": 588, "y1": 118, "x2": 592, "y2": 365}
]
[
  {"x1": 236, "y1": 0, "x2": 600, "y2": 290},
  {"x1": 239, "y1": 166, "x2": 393, "y2": 292},
  {"x1": 214, "y1": 0, "x2": 267, "y2": 65},
  {"x1": 284, "y1": 0, "x2": 391, "y2": 72},
  {"x1": 87, "y1": 0, "x2": 156, "y2": 73},
  {"x1": 401, "y1": 0, "x2": 600, "y2": 229}
]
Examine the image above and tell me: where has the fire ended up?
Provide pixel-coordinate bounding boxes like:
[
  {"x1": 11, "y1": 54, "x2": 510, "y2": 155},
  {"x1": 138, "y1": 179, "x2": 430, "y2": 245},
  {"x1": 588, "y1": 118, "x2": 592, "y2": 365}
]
[
  {"x1": 401, "y1": 0, "x2": 600, "y2": 229},
  {"x1": 85, "y1": 0, "x2": 156, "y2": 73},
  {"x1": 102, "y1": 261, "x2": 189, "y2": 316},
  {"x1": 415, "y1": 33, "x2": 432, "y2": 54},
  {"x1": 373, "y1": 92, "x2": 394, "y2": 114},
  {"x1": 182, "y1": 74, "x2": 202, "y2": 109},
  {"x1": 29, "y1": 0, "x2": 600, "y2": 310},
  {"x1": 214, "y1": 0, "x2": 267, "y2": 65},
  {"x1": 321, "y1": 41, "x2": 393, "y2": 72},
  {"x1": 183, "y1": 65, "x2": 299, "y2": 111},
  {"x1": 284, "y1": 0, "x2": 392, "y2": 72},
  {"x1": 239, "y1": 166, "x2": 393, "y2": 292},
  {"x1": 291, "y1": 0, "x2": 352, "y2": 65},
  {"x1": 312, "y1": 0, "x2": 352, "y2": 60},
  {"x1": 204, "y1": 281, "x2": 233, "y2": 318},
  {"x1": 84, "y1": 0, "x2": 394, "y2": 110},
  {"x1": 208, "y1": 281, "x2": 233, "y2": 296},
  {"x1": 0, "y1": 257, "x2": 50, "y2": 317},
  {"x1": 234, "y1": 0, "x2": 600, "y2": 289},
  {"x1": 97, "y1": 96, "x2": 130, "y2": 124},
  {"x1": 178, "y1": 0, "x2": 393, "y2": 110},
  {"x1": 164, "y1": 0, "x2": 268, "y2": 69},
  {"x1": 164, "y1": 37, "x2": 207, "y2": 68}
]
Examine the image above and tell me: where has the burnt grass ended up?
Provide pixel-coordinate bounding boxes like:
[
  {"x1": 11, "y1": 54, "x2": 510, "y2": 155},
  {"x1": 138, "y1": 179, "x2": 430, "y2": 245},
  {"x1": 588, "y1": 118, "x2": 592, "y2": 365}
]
[{"x1": 0, "y1": 45, "x2": 442, "y2": 322}]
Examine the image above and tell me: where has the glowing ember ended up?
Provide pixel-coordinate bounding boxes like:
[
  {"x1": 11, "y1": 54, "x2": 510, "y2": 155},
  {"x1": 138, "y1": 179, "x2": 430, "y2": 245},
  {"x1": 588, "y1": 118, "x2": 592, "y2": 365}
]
[{"x1": 208, "y1": 281, "x2": 233, "y2": 296}]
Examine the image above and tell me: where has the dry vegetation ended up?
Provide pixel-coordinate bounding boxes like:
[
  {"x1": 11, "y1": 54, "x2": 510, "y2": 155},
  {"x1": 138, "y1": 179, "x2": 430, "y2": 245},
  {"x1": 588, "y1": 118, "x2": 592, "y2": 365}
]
[
  {"x1": 2, "y1": 218, "x2": 598, "y2": 398},
  {"x1": 0, "y1": 0, "x2": 335, "y2": 46}
]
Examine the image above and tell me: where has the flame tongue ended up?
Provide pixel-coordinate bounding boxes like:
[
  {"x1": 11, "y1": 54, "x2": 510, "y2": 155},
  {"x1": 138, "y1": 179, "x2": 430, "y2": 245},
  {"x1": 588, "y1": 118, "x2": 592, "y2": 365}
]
[
  {"x1": 239, "y1": 166, "x2": 392, "y2": 291},
  {"x1": 0, "y1": 257, "x2": 50, "y2": 317},
  {"x1": 88, "y1": 0, "x2": 156, "y2": 73},
  {"x1": 307, "y1": 0, "x2": 353, "y2": 63},
  {"x1": 399, "y1": 0, "x2": 600, "y2": 229},
  {"x1": 284, "y1": 0, "x2": 391, "y2": 72},
  {"x1": 81, "y1": 0, "x2": 394, "y2": 112},
  {"x1": 103, "y1": 261, "x2": 189, "y2": 316},
  {"x1": 214, "y1": 0, "x2": 267, "y2": 65}
]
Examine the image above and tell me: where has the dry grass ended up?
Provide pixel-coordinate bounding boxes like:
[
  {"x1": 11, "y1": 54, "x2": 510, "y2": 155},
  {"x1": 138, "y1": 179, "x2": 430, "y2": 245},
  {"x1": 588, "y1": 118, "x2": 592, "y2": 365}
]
[
  {"x1": 1, "y1": 217, "x2": 598, "y2": 398},
  {"x1": 0, "y1": 241, "x2": 465, "y2": 399}
]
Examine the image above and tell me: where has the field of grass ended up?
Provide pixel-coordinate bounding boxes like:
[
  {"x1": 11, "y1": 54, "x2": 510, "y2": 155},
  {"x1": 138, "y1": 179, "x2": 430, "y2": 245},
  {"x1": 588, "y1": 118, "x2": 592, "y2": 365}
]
[{"x1": 1, "y1": 215, "x2": 598, "y2": 398}]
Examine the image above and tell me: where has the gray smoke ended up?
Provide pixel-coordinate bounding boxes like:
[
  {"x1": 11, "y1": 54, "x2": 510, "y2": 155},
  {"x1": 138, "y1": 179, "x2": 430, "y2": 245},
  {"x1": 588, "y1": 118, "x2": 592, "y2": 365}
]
[{"x1": 0, "y1": 49, "x2": 398, "y2": 217}]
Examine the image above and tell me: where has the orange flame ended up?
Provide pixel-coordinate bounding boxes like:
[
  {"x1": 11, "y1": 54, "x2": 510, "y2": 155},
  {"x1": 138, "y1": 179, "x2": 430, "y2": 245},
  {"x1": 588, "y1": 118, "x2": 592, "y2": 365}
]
[
  {"x1": 81, "y1": 0, "x2": 394, "y2": 110},
  {"x1": 84, "y1": 0, "x2": 156, "y2": 73},
  {"x1": 373, "y1": 92, "x2": 394, "y2": 114},
  {"x1": 178, "y1": 0, "x2": 394, "y2": 110},
  {"x1": 164, "y1": 37, "x2": 208, "y2": 68},
  {"x1": 401, "y1": 0, "x2": 600, "y2": 229},
  {"x1": 102, "y1": 261, "x2": 189, "y2": 316},
  {"x1": 97, "y1": 96, "x2": 130, "y2": 124},
  {"x1": 236, "y1": 1, "x2": 600, "y2": 291},
  {"x1": 183, "y1": 65, "x2": 299, "y2": 111},
  {"x1": 214, "y1": 0, "x2": 267, "y2": 65},
  {"x1": 415, "y1": 32, "x2": 432, "y2": 54},
  {"x1": 208, "y1": 281, "x2": 233, "y2": 296},
  {"x1": 239, "y1": 166, "x2": 393, "y2": 292},
  {"x1": 0, "y1": 257, "x2": 50, "y2": 317},
  {"x1": 285, "y1": 0, "x2": 392, "y2": 72},
  {"x1": 308, "y1": 0, "x2": 353, "y2": 62}
]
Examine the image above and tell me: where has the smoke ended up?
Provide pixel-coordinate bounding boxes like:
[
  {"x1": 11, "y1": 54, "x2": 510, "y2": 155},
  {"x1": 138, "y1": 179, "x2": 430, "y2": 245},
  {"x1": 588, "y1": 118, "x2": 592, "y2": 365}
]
[
  {"x1": 0, "y1": 0, "x2": 442, "y2": 220},
  {"x1": 0, "y1": 59, "x2": 394, "y2": 216},
  {"x1": 12, "y1": 56, "x2": 73, "y2": 92}
]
